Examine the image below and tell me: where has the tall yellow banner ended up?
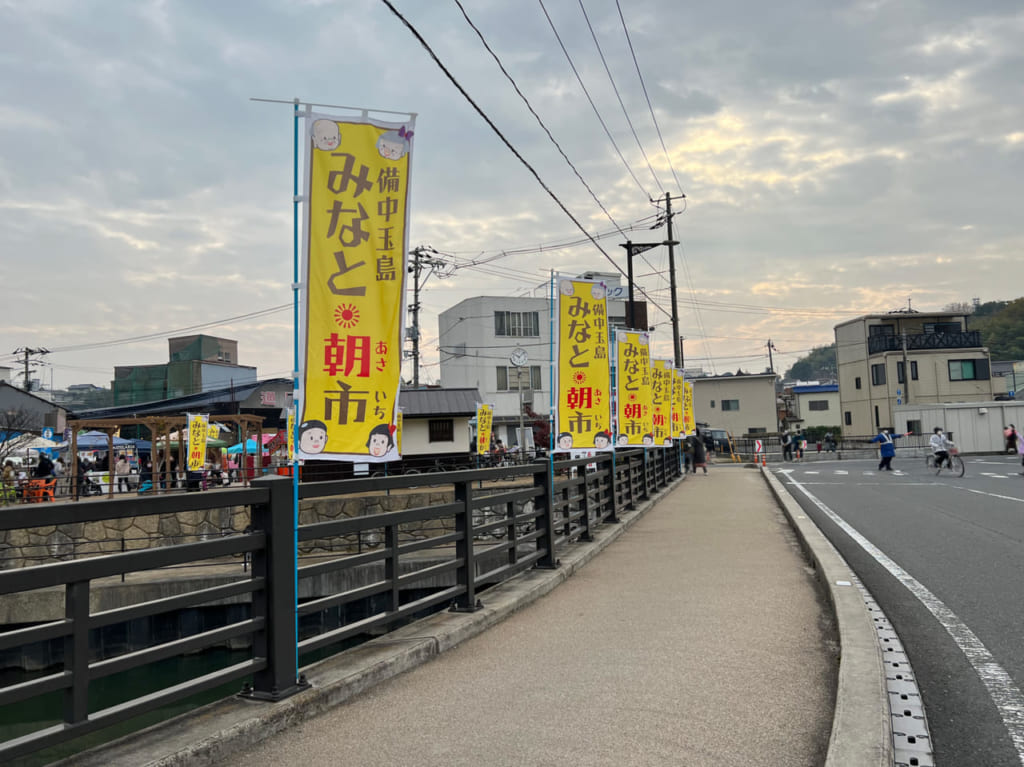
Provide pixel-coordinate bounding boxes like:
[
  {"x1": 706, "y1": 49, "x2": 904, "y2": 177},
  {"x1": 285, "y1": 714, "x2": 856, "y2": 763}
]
[
  {"x1": 651, "y1": 359, "x2": 673, "y2": 446},
  {"x1": 556, "y1": 277, "x2": 611, "y2": 451},
  {"x1": 672, "y1": 368, "x2": 685, "y2": 439},
  {"x1": 615, "y1": 331, "x2": 653, "y2": 446},
  {"x1": 683, "y1": 381, "x2": 695, "y2": 436},
  {"x1": 298, "y1": 112, "x2": 414, "y2": 462},
  {"x1": 476, "y1": 403, "x2": 493, "y2": 455},
  {"x1": 187, "y1": 413, "x2": 209, "y2": 471}
]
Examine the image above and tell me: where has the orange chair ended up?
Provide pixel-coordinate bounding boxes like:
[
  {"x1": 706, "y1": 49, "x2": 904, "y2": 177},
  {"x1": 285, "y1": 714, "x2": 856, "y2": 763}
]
[{"x1": 26, "y1": 479, "x2": 56, "y2": 503}]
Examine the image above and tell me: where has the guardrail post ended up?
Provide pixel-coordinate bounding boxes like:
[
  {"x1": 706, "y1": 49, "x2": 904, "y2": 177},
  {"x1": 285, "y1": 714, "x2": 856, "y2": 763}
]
[
  {"x1": 534, "y1": 459, "x2": 559, "y2": 569},
  {"x1": 248, "y1": 475, "x2": 306, "y2": 701},
  {"x1": 606, "y1": 453, "x2": 620, "y2": 523},
  {"x1": 451, "y1": 479, "x2": 483, "y2": 612},
  {"x1": 64, "y1": 580, "x2": 90, "y2": 725}
]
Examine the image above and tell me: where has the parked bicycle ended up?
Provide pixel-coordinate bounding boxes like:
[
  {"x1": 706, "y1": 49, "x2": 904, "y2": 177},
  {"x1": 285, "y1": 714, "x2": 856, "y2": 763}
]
[{"x1": 926, "y1": 444, "x2": 965, "y2": 477}]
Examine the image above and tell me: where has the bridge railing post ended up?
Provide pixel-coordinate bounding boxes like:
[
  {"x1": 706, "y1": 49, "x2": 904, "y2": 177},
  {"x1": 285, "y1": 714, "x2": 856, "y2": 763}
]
[
  {"x1": 248, "y1": 475, "x2": 306, "y2": 701},
  {"x1": 534, "y1": 459, "x2": 559, "y2": 569},
  {"x1": 451, "y1": 479, "x2": 483, "y2": 612}
]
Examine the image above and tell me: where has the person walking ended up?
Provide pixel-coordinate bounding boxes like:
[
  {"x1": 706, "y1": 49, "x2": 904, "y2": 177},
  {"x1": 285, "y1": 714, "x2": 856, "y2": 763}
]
[
  {"x1": 115, "y1": 453, "x2": 131, "y2": 493},
  {"x1": 781, "y1": 431, "x2": 793, "y2": 461},
  {"x1": 870, "y1": 428, "x2": 909, "y2": 471},
  {"x1": 687, "y1": 432, "x2": 708, "y2": 474},
  {"x1": 792, "y1": 429, "x2": 806, "y2": 461}
]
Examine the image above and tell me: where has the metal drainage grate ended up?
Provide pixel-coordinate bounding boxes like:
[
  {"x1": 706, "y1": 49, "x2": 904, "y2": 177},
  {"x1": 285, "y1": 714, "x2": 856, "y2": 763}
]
[{"x1": 854, "y1": 576, "x2": 936, "y2": 767}]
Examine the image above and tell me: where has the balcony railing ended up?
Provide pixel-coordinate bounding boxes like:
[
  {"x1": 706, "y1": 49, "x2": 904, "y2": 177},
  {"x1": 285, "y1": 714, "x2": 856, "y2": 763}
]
[{"x1": 867, "y1": 330, "x2": 982, "y2": 355}]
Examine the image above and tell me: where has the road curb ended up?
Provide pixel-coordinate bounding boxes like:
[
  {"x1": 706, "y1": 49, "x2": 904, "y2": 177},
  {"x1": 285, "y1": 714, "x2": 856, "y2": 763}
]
[
  {"x1": 761, "y1": 466, "x2": 893, "y2": 767},
  {"x1": 56, "y1": 478, "x2": 685, "y2": 767}
]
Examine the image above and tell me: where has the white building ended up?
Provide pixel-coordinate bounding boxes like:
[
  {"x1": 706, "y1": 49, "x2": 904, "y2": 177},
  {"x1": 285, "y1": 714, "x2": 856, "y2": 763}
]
[
  {"x1": 436, "y1": 274, "x2": 639, "y2": 448},
  {"x1": 790, "y1": 383, "x2": 841, "y2": 430}
]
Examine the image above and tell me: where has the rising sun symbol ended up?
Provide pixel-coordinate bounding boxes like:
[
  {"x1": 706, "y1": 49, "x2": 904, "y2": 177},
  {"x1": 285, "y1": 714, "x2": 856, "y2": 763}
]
[{"x1": 334, "y1": 304, "x2": 360, "y2": 328}]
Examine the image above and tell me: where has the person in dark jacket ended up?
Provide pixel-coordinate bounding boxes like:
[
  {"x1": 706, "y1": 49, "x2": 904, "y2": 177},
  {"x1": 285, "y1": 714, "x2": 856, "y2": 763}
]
[
  {"x1": 687, "y1": 432, "x2": 708, "y2": 474},
  {"x1": 870, "y1": 428, "x2": 910, "y2": 471}
]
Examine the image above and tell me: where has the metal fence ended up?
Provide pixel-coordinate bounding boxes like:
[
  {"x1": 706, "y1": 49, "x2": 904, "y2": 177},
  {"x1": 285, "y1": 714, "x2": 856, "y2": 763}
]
[{"x1": 0, "y1": 445, "x2": 681, "y2": 761}]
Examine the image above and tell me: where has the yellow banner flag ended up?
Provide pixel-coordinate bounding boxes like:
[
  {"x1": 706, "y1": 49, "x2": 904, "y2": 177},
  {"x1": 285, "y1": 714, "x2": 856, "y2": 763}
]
[
  {"x1": 297, "y1": 113, "x2": 414, "y2": 462},
  {"x1": 672, "y1": 368, "x2": 685, "y2": 439},
  {"x1": 287, "y1": 410, "x2": 295, "y2": 461},
  {"x1": 683, "y1": 381, "x2": 695, "y2": 436},
  {"x1": 476, "y1": 403, "x2": 493, "y2": 455},
  {"x1": 187, "y1": 413, "x2": 209, "y2": 472},
  {"x1": 651, "y1": 359, "x2": 673, "y2": 446},
  {"x1": 557, "y1": 277, "x2": 611, "y2": 451},
  {"x1": 615, "y1": 331, "x2": 653, "y2": 446},
  {"x1": 396, "y1": 410, "x2": 403, "y2": 455}
]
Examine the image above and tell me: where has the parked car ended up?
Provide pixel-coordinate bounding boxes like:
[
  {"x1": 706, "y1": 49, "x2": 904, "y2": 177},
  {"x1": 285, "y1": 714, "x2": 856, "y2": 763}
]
[{"x1": 705, "y1": 428, "x2": 731, "y2": 453}]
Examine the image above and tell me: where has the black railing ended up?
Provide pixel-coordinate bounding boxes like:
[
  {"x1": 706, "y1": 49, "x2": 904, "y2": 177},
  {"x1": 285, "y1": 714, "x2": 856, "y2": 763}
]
[
  {"x1": 867, "y1": 330, "x2": 981, "y2": 355},
  {"x1": 0, "y1": 446, "x2": 682, "y2": 761}
]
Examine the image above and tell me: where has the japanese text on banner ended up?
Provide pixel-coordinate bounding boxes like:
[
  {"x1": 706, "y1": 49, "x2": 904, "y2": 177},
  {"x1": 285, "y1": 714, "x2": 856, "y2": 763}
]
[
  {"x1": 556, "y1": 278, "x2": 611, "y2": 451},
  {"x1": 683, "y1": 381, "x2": 695, "y2": 436},
  {"x1": 651, "y1": 359, "x2": 673, "y2": 446},
  {"x1": 476, "y1": 404, "x2": 493, "y2": 455},
  {"x1": 298, "y1": 113, "x2": 414, "y2": 462},
  {"x1": 672, "y1": 368, "x2": 685, "y2": 439},
  {"x1": 187, "y1": 414, "x2": 209, "y2": 472},
  {"x1": 615, "y1": 331, "x2": 653, "y2": 446}
]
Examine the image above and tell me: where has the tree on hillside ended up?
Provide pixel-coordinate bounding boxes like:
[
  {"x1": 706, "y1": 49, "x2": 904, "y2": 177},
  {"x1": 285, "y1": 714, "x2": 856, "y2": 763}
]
[
  {"x1": 785, "y1": 344, "x2": 837, "y2": 381},
  {"x1": 970, "y1": 298, "x2": 1024, "y2": 360}
]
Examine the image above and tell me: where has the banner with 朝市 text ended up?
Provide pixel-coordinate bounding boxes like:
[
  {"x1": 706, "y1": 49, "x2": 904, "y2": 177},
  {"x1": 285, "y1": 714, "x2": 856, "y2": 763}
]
[
  {"x1": 672, "y1": 368, "x2": 685, "y2": 439},
  {"x1": 615, "y1": 331, "x2": 653, "y2": 446},
  {"x1": 476, "y1": 403, "x2": 493, "y2": 455},
  {"x1": 187, "y1": 413, "x2": 209, "y2": 472},
  {"x1": 651, "y1": 359, "x2": 673, "y2": 447},
  {"x1": 683, "y1": 381, "x2": 695, "y2": 436},
  {"x1": 297, "y1": 112, "x2": 415, "y2": 462},
  {"x1": 556, "y1": 277, "x2": 611, "y2": 451}
]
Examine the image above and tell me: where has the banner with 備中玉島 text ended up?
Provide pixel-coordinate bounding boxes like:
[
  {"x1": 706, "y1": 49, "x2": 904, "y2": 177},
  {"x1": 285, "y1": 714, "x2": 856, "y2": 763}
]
[
  {"x1": 615, "y1": 331, "x2": 653, "y2": 446},
  {"x1": 672, "y1": 368, "x2": 685, "y2": 439},
  {"x1": 297, "y1": 112, "x2": 415, "y2": 462},
  {"x1": 556, "y1": 277, "x2": 611, "y2": 452},
  {"x1": 683, "y1": 381, "x2": 695, "y2": 436},
  {"x1": 651, "y1": 359, "x2": 673, "y2": 446},
  {"x1": 187, "y1": 413, "x2": 209, "y2": 472},
  {"x1": 476, "y1": 403, "x2": 493, "y2": 455}
]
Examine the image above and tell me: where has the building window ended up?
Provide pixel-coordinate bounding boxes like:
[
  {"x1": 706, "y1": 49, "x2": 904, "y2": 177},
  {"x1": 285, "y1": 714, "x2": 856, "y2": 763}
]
[
  {"x1": 452, "y1": 343, "x2": 466, "y2": 358},
  {"x1": 911, "y1": 361, "x2": 918, "y2": 380},
  {"x1": 871, "y1": 364, "x2": 886, "y2": 386},
  {"x1": 844, "y1": 411, "x2": 852, "y2": 426},
  {"x1": 428, "y1": 419, "x2": 454, "y2": 443},
  {"x1": 897, "y1": 362, "x2": 905, "y2": 384},
  {"x1": 808, "y1": 400, "x2": 829, "y2": 411},
  {"x1": 855, "y1": 377, "x2": 862, "y2": 390},
  {"x1": 749, "y1": 427, "x2": 767, "y2": 434},
  {"x1": 907, "y1": 419, "x2": 922, "y2": 435},
  {"x1": 494, "y1": 311, "x2": 540, "y2": 337},
  {"x1": 924, "y1": 322, "x2": 961, "y2": 334},
  {"x1": 710, "y1": 400, "x2": 716, "y2": 408},
  {"x1": 721, "y1": 399, "x2": 739, "y2": 411},
  {"x1": 497, "y1": 366, "x2": 542, "y2": 391},
  {"x1": 948, "y1": 359, "x2": 990, "y2": 381},
  {"x1": 869, "y1": 324, "x2": 895, "y2": 336}
]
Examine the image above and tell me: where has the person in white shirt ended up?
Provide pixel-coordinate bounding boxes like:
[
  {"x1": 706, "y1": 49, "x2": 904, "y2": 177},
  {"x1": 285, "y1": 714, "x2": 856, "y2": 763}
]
[{"x1": 929, "y1": 427, "x2": 952, "y2": 470}]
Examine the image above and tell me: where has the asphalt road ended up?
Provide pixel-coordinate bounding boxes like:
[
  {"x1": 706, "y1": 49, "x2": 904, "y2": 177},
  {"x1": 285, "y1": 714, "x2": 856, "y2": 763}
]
[{"x1": 777, "y1": 454, "x2": 1024, "y2": 767}]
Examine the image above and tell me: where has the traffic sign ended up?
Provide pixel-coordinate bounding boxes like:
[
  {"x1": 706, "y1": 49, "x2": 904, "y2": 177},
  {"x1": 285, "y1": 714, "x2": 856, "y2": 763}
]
[
  {"x1": 896, "y1": 398, "x2": 902, "y2": 405},
  {"x1": 755, "y1": 439, "x2": 763, "y2": 454}
]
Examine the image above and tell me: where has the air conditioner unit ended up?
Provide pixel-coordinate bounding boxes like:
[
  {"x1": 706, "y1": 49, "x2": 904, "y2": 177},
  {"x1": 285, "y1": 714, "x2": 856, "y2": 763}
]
[{"x1": 521, "y1": 390, "x2": 534, "y2": 405}]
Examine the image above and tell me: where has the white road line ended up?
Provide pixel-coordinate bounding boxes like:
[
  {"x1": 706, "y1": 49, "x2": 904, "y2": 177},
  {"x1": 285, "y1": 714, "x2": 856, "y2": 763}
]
[
  {"x1": 786, "y1": 476, "x2": 1024, "y2": 764},
  {"x1": 835, "y1": 470, "x2": 849, "y2": 475},
  {"x1": 805, "y1": 471, "x2": 819, "y2": 475},
  {"x1": 954, "y1": 487, "x2": 1024, "y2": 505}
]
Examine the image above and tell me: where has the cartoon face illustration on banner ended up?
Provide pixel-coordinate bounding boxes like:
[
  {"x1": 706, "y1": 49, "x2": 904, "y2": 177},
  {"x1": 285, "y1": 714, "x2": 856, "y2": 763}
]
[
  {"x1": 377, "y1": 126, "x2": 413, "y2": 160},
  {"x1": 298, "y1": 420, "x2": 328, "y2": 454},
  {"x1": 312, "y1": 120, "x2": 340, "y2": 151},
  {"x1": 365, "y1": 424, "x2": 397, "y2": 457}
]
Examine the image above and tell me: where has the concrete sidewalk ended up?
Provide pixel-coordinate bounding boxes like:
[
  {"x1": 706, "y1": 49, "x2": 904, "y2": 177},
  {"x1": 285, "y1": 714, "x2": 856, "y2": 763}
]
[{"x1": 62, "y1": 465, "x2": 888, "y2": 767}]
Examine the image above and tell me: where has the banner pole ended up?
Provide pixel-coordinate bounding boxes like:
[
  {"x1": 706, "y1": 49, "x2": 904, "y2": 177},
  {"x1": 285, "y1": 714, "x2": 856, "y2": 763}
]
[
  {"x1": 548, "y1": 270, "x2": 555, "y2": 490},
  {"x1": 291, "y1": 97, "x2": 301, "y2": 675}
]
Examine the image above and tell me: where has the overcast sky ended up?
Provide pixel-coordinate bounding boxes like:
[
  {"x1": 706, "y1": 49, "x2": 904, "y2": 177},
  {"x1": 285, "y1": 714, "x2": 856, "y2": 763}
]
[{"x1": 1, "y1": 0, "x2": 1022, "y2": 391}]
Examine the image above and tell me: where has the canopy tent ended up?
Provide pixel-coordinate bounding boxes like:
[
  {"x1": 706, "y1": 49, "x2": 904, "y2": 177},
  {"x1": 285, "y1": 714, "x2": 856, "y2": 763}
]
[
  {"x1": 68, "y1": 430, "x2": 134, "y2": 450},
  {"x1": 226, "y1": 432, "x2": 284, "y2": 455}
]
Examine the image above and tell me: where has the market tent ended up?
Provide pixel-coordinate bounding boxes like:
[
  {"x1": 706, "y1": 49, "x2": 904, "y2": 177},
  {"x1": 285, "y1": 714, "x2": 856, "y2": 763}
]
[
  {"x1": 226, "y1": 439, "x2": 267, "y2": 455},
  {"x1": 226, "y1": 432, "x2": 283, "y2": 455},
  {"x1": 72, "y1": 430, "x2": 134, "y2": 449}
]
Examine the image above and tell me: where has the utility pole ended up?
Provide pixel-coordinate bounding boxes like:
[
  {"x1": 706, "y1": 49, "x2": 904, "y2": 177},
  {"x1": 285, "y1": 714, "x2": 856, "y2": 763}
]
[
  {"x1": 13, "y1": 347, "x2": 49, "y2": 391},
  {"x1": 407, "y1": 246, "x2": 453, "y2": 388},
  {"x1": 767, "y1": 339, "x2": 775, "y2": 374},
  {"x1": 664, "y1": 192, "x2": 684, "y2": 368},
  {"x1": 618, "y1": 241, "x2": 659, "y2": 329}
]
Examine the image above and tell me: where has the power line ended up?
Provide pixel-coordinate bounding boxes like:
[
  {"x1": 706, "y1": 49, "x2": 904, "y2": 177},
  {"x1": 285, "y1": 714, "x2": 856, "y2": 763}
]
[
  {"x1": 615, "y1": 0, "x2": 685, "y2": 195},
  {"x1": 576, "y1": 0, "x2": 664, "y2": 195},
  {"x1": 536, "y1": 0, "x2": 651, "y2": 200},
  {"x1": 378, "y1": 0, "x2": 673, "y2": 322},
  {"x1": 453, "y1": 0, "x2": 626, "y2": 236}
]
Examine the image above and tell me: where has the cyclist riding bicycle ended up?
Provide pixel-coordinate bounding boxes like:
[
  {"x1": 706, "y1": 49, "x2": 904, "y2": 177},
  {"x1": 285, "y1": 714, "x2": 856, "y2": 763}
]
[{"x1": 929, "y1": 427, "x2": 953, "y2": 469}]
